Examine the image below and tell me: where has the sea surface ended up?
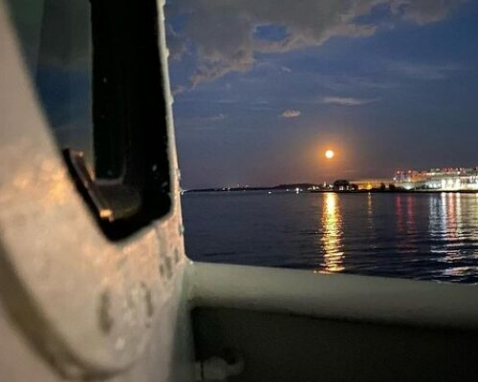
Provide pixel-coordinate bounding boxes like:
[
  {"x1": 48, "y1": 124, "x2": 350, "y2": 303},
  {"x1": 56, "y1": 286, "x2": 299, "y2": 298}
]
[{"x1": 182, "y1": 191, "x2": 478, "y2": 284}]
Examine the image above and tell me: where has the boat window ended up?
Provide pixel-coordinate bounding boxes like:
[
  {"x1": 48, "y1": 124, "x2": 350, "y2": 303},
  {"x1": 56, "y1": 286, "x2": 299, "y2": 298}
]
[
  {"x1": 166, "y1": 1, "x2": 478, "y2": 284},
  {"x1": 8, "y1": 0, "x2": 94, "y2": 170},
  {"x1": 7, "y1": 0, "x2": 172, "y2": 240}
]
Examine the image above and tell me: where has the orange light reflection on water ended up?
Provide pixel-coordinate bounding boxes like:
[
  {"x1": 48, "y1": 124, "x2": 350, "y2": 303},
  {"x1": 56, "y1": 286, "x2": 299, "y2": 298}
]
[{"x1": 321, "y1": 193, "x2": 344, "y2": 273}]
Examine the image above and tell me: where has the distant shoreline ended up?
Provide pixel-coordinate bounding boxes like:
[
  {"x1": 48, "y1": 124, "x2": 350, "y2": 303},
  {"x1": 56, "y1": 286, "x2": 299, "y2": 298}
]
[
  {"x1": 183, "y1": 183, "x2": 320, "y2": 193},
  {"x1": 183, "y1": 188, "x2": 478, "y2": 194},
  {"x1": 310, "y1": 189, "x2": 478, "y2": 194}
]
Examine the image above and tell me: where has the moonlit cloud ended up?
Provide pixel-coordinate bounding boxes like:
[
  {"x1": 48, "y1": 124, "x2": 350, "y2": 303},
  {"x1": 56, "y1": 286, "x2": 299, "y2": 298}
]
[
  {"x1": 176, "y1": 113, "x2": 228, "y2": 126},
  {"x1": 390, "y1": 0, "x2": 466, "y2": 25},
  {"x1": 321, "y1": 97, "x2": 380, "y2": 106},
  {"x1": 166, "y1": 0, "x2": 464, "y2": 87},
  {"x1": 389, "y1": 62, "x2": 462, "y2": 80},
  {"x1": 281, "y1": 109, "x2": 301, "y2": 118},
  {"x1": 208, "y1": 113, "x2": 228, "y2": 122},
  {"x1": 172, "y1": 85, "x2": 186, "y2": 96}
]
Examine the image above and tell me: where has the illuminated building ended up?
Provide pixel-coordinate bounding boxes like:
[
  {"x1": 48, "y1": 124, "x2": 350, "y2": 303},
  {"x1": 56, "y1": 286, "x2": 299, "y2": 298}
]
[
  {"x1": 351, "y1": 179, "x2": 391, "y2": 190},
  {"x1": 394, "y1": 167, "x2": 478, "y2": 191}
]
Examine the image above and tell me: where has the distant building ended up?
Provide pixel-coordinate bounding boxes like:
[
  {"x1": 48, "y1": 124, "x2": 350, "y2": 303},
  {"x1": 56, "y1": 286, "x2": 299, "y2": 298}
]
[
  {"x1": 393, "y1": 167, "x2": 478, "y2": 191},
  {"x1": 350, "y1": 179, "x2": 391, "y2": 191},
  {"x1": 333, "y1": 179, "x2": 351, "y2": 191}
]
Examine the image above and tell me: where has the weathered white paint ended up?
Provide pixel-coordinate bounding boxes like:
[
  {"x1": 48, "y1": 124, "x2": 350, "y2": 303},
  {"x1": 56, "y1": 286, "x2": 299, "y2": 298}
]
[
  {"x1": 0, "y1": 0, "x2": 194, "y2": 380},
  {"x1": 190, "y1": 262, "x2": 478, "y2": 331}
]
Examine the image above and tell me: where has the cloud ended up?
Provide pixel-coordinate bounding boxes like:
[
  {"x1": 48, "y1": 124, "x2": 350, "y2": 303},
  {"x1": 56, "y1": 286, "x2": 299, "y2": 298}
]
[
  {"x1": 389, "y1": 62, "x2": 462, "y2": 80},
  {"x1": 172, "y1": 85, "x2": 187, "y2": 96},
  {"x1": 316, "y1": 75, "x2": 398, "y2": 92},
  {"x1": 208, "y1": 113, "x2": 228, "y2": 121},
  {"x1": 281, "y1": 109, "x2": 301, "y2": 118},
  {"x1": 176, "y1": 113, "x2": 228, "y2": 126},
  {"x1": 166, "y1": 0, "x2": 465, "y2": 87},
  {"x1": 390, "y1": 0, "x2": 466, "y2": 25},
  {"x1": 321, "y1": 97, "x2": 379, "y2": 106}
]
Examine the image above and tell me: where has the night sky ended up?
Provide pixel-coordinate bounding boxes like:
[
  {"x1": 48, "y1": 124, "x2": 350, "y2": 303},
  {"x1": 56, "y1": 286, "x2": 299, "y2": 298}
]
[{"x1": 166, "y1": 0, "x2": 478, "y2": 189}]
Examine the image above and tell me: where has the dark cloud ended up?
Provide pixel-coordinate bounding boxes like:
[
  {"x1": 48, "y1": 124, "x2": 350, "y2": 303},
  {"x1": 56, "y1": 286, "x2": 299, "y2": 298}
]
[{"x1": 167, "y1": 0, "x2": 465, "y2": 87}]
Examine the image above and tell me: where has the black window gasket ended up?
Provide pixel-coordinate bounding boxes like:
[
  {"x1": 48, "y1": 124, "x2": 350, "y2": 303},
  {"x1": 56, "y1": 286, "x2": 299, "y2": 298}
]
[{"x1": 64, "y1": 0, "x2": 171, "y2": 241}]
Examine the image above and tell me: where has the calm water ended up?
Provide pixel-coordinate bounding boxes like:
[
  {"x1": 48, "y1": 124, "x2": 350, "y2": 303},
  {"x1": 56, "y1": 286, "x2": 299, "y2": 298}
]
[{"x1": 182, "y1": 191, "x2": 478, "y2": 284}]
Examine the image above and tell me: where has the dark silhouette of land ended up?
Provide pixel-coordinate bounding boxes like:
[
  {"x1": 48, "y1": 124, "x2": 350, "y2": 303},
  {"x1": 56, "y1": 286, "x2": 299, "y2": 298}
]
[{"x1": 184, "y1": 181, "x2": 478, "y2": 194}]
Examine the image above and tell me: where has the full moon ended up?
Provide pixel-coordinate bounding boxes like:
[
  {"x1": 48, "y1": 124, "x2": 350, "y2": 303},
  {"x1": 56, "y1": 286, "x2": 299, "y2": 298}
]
[{"x1": 325, "y1": 149, "x2": 335, "y2": 159}]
